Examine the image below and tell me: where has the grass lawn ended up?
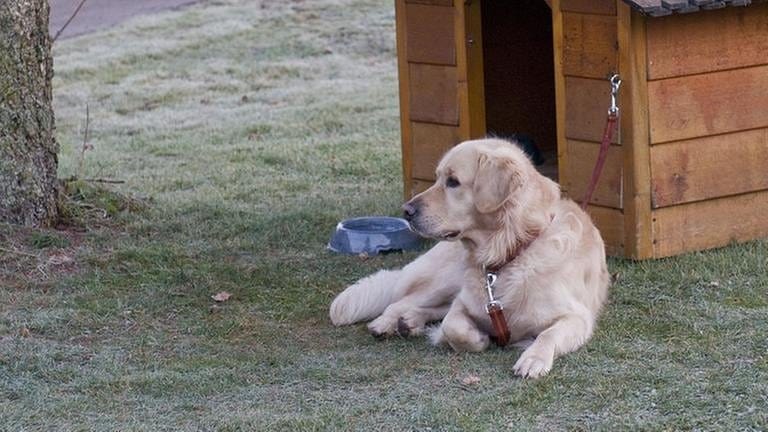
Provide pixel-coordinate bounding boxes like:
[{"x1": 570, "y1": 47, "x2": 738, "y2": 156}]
[{"x1": 2, "y1": 0, "x2": 767, "y2": 430}]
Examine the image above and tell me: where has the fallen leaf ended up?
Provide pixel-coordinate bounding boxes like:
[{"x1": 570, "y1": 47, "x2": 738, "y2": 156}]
[
  {"x1": 48, "y1": 253, "x2": 74, "y2": 266},
  {"x1": 211, "y1": 291, "x2": 232, "y2": 302},
  {"x1": 461, "y1": 374, "x2": 480, "y2": 386}
]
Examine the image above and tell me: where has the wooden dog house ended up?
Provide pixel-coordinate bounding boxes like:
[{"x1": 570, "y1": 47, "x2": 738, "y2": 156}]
[{"x1": 395, "y1": 0, "x2": 768, "y2": 259}]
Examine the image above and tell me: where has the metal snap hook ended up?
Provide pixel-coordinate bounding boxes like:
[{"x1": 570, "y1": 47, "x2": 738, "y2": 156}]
[
  {"x1": 608, "y1": 73, "x2": 622, "y2": 116},
  {"x1": 486, "y1": 272, "x2": 497, "y2": 289}
]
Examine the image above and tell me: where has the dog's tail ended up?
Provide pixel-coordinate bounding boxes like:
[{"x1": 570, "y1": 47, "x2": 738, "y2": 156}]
[{"x1": 329, "y1": 269, "x2": 401, "y2": 326}]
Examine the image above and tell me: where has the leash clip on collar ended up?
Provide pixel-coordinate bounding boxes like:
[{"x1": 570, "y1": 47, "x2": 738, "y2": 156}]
[
  {"x1": 482, "y1": 267, "x2": 511, "y2": 347},
  {"x1": 484, "y1": 270, "x2": 501, "y2": 313}
]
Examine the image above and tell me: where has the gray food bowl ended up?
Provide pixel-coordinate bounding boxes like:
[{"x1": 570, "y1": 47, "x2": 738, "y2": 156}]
[{"x1": 328, "y1": 216, "x2": 422, "y2": 255}]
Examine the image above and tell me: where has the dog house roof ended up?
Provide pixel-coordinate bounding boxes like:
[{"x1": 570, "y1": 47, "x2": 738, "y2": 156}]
[{"x1": 623, "y1": 0, "x2": 763, "y2": 16}]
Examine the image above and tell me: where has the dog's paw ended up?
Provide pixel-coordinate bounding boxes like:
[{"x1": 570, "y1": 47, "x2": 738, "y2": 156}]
[
  {"x1": 396, "y1": 312, "x2": 428, "y2": 337},
  {"x1": 513, "y1": 351, "x2": 553, "y2": 379},
  {"x1": 367, "y1": 316, "x2": 397, "y2": 338},
  {"x1": 396, "y1": 317, "x2": 413, "y2": 336},
  {"x1": 444, "y1": 328, "x2": 490, "y2": 353}
]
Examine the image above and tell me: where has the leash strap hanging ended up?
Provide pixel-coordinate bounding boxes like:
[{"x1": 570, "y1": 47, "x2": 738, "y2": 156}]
[
  {"x1": 484, "y1": 270, "x2": 511, "y2": 347},
  {"x1": 580, "y1": 74, "x2": 621, "y2": 210}
]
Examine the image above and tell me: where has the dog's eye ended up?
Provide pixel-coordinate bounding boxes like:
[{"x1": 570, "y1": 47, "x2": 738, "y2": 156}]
[{"x1": 446, "y1": 176, "x2": 460, "y2": 188}]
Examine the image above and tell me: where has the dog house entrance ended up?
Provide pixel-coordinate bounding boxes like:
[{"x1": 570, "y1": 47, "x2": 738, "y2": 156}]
[{"x1": 481, "y1": 0, "x2": 558, "y2": 180}]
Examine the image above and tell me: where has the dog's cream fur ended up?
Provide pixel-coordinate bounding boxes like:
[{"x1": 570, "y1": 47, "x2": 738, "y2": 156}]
[{"x1": 330, "y1": 138, "x2": 609, "y2": 378}]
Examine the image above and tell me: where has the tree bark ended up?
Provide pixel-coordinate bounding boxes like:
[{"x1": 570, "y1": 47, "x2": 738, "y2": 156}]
[{"x1": 0, "y1": 0, "x2": 59, "y2": 227}]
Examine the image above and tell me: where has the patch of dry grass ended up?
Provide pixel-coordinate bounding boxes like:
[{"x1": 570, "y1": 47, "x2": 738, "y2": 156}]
[{"x1": 1, "y1": 0, "x2": 767, "y2": 430}]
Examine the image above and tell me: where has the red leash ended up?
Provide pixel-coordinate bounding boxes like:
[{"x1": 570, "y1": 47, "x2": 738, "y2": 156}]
[{"x1": 581, "y1": 75, "x2": 621, "y2": 210}]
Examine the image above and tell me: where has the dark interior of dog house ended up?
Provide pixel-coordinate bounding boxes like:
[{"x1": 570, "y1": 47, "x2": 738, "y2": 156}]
[{"x1": 481, "y1": 0, "x2": 558, "y2": 179}]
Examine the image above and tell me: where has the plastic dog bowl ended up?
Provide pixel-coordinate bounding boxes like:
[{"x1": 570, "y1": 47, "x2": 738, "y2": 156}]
[{"x1": 328, "y1": 216, "x2": 422, "y2": 255}]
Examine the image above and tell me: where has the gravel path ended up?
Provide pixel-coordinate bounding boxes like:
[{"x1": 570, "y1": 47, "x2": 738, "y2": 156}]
[{"x1": 49, "y1": 0, "x2": 202, "y2": 40}]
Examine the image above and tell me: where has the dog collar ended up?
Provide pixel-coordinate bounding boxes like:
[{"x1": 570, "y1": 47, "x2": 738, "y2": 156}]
[{"x1": 484, "y1": 212, "x2": 554, "y2": 273}]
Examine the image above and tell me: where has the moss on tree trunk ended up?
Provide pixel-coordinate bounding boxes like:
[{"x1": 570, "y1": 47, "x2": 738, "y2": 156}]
[{"x1": 0, "y1": 0, "x2": 58, "y2": 227}]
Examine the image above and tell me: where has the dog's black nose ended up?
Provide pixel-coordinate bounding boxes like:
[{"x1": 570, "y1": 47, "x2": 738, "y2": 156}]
[{"x1": 402, "y1": 202, "x2": 417, "y2": 221}]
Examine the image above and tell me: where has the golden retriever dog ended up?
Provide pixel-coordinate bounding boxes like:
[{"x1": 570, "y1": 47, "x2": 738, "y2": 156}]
[{"x1": 330, "y1": 138, "x2": 609, "y2": 378}]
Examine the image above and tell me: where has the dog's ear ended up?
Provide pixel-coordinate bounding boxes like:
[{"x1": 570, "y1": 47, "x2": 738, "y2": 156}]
[{"x1": 473, "y1": 151, "x2": 521, "y2": 213}]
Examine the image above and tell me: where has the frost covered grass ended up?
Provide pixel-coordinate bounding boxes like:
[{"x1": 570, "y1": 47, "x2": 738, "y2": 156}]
[{"x1": 1, "y1": 0, "x2": 767, "y2": 430}]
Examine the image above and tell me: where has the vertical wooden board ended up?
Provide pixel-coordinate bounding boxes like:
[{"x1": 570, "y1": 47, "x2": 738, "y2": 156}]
[
  {"x1": 618, "y1": 5, "x2": 653, "y2": 259},
  {"x1": 565, "y1": 140, "x2": 623, "y2": 208},
  {"x1": 553, "y1": 0, "x2": 569, "y2": 192},
  {"x1": 408, "y1": 63, "x2": 459, "y2": 125},
  {"x1": 396, "y1": 0, "x2": 414, "y2": 199},
  {"x1": 585, "y1": 205, "x2": 625, "y2": 256},
  {"x1": 648, "y1": 65, "x2": 768, "y2": 144},
  {"x1": 652, "y1": 190, "x2": 768, "y2": 257},
  {"x1": 647, "y1": 3, "x2": 768, "y2": 80},
  {"x1": 562, "y1": 12, "x2": 618, "y2": 79},
  {"x1": 410, "y1": 122, "x2": 461, "y2": 180},
  {"x1": 650, "y1": 128, "x2": 768, "y2": 207},
  {"x1": 564, "y1": 77, "x2": 619, "y2": 143},
  {"x1": 560, "y1": 0, "x2": 617, "y2": 15},
  {"x1": 405, "y1": 3, "x2": 455, "y2": 65},
  {"x1": 456, "y1": 0, "x2": 486, "y2": 140}
]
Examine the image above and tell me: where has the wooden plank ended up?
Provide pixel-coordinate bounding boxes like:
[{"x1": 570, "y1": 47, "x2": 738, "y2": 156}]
[
  {"x1": 618, "y1": 4, "x2": 653, "y2": 259},
  {"x1": 585, "y1": 205, "x2": 625, "y2": 256},
  {"x1": 405, "y1": 3, "x2": 455, "y2": 65},
  {"x1": 648, "y1": 65, "x2": 768, "y2": 144},
  {"x1": 408, "y1": 63, "x2": 459, "y2": 125},
  {"x1": 650, "y1": 128, "x2": 768, "y2": 207},
  {"x1": 410, "y1": 122, "x2": 461, "y2": 180},
  {"x1": 406, "y1": 0, "x2": 452, "y2": 5},
  {"x1": 652, "y1": 190, "x2": 768, "y2": 257},
  {"x1": 456, "y1": 0, "x2": 486, "y2": 140},
  {"x1": 564, "y1": 77, "x2": 620, "y2": 144},
  {"x1": 647, "y1": 3, "x2": 768, "y2": 80},
  {"x1": 553, "y1": 0, "x2": 569, "y2": 194},
  {"x1": 565, "y1": 140, "x2": 623, "y2": 208},
  {"x1": 396, "y1": 0, "x2": 414, "y2": 199},
  {"x1": 560, "y1": 0, "x2": 617, "y2": 15},
  {"x1": 562, "y1": 12, "x2": 618, "y2": 79}
]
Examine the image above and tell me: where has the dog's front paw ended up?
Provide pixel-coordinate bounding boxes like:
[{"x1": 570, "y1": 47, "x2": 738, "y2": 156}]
[
  {"x1": 369, "y1": 315, "x2": 425, "y2": 338},
  {"x1": 443, "y1": 327, "x2": 490, "y2": 352},
  {"x1": 367, "y1": 316, "x2": 397, "y2": 338},
  {"x1": 513, "y1": 350, "x2": 553, "y2": 379},
  {"x1": 396, "y1": 311, "x2": 429, "y2": 337}
]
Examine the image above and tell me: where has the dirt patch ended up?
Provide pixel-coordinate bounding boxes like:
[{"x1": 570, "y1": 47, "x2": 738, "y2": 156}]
[{"x1": 0, "y1": 226, "x2": 84, "y2": 289}]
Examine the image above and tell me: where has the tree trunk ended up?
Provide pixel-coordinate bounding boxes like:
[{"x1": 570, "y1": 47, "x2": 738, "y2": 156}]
[{"x1": 0, "y1": 0, "x2": 58, "y2": 227}]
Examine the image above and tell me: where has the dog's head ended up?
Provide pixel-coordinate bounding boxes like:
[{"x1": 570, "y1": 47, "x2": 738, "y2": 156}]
[{"x1": 403, "y1": 138, "x2": 558, "y2": 244}]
